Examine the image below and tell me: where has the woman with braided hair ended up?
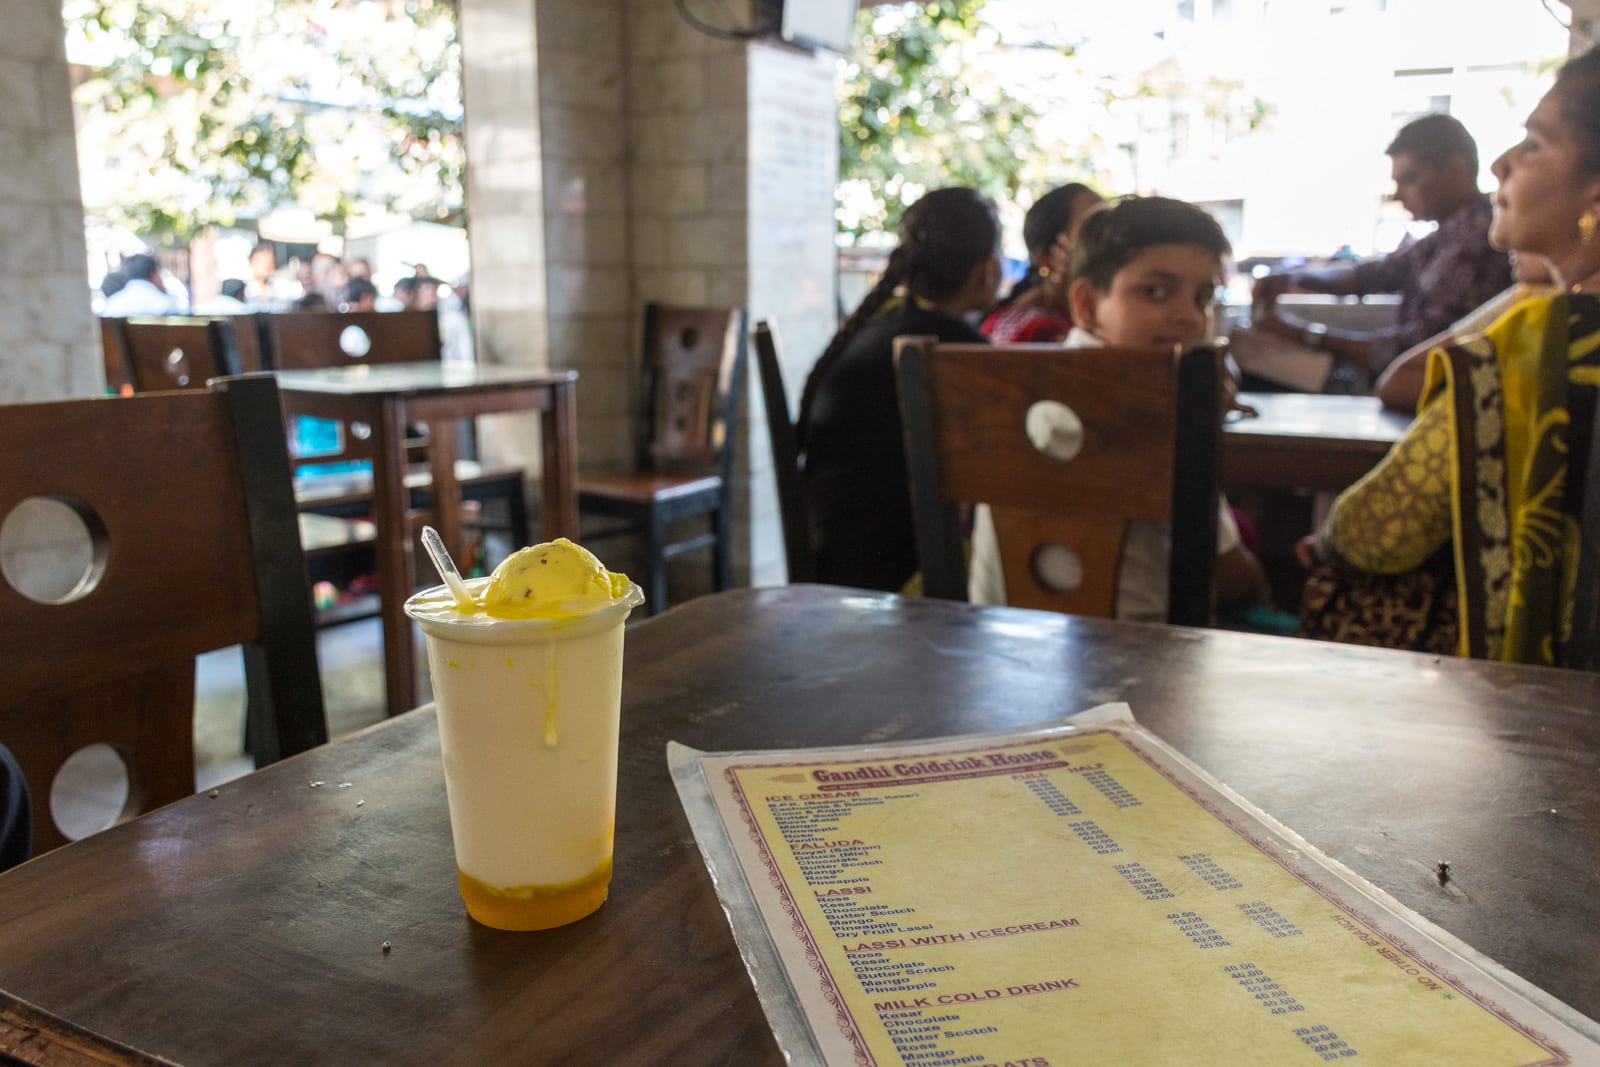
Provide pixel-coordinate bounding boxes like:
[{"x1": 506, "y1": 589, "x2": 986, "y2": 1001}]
[{"x1": 798, "y1": 187, "x2": 1003, "y2": 592}]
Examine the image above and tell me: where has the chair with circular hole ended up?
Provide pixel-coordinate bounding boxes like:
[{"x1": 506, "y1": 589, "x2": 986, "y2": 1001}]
[
  {"x1": 112, "y1": 316, "x2": 389, "y2": 632},
  {"x1": 894, "y1": 335, "x2": 1224, "y2": 626},
  {"x1": 0, "y1": 375, "x2": 328, "y2": 855},
  {"x1": 577, "y1": 303, "x2": 749, "y2": 613},
  {"x1": 116, "y1": 315, "x2": 258, "y2": 392},
  {"x1": 265, "y1": 309, "x2": 528, "y2": 577}
]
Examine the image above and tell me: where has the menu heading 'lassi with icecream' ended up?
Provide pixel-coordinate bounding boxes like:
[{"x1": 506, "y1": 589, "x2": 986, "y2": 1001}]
[{"x1": 406, "y1": 538, "x2": 644, "y2": 931}]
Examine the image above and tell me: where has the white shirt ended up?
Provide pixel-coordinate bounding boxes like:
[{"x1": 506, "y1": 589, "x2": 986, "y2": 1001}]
[
  {"x1": 190, "y1": 294, "x2": 251, "y2": 315},
  {"x1": 102, "y1": 278, "x2": 179, "y2": 316},
  {"x1": 967, "y1": 328, "x2": 1240, "y2": 621}
]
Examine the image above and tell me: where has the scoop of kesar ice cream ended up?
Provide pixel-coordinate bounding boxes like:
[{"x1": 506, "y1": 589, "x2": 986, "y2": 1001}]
[{"x1": 481, "y1": 538, "x2": 631, "y2": 618}]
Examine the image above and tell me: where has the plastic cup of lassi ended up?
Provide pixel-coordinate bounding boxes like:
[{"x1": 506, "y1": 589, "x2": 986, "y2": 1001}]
[{"x1": 405, "y1": 538, "x2": 644, "y2": 931}]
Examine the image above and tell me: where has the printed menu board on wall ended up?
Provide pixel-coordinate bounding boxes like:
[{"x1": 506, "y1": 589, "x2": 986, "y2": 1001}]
[{"x1": 669, "y1": 705, "x2": 1600, "y2": 1066}]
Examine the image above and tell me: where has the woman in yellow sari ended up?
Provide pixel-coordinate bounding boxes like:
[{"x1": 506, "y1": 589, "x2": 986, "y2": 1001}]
[{"x1": 1302, "y1": 48, "x2": 1600, "y2": 666}]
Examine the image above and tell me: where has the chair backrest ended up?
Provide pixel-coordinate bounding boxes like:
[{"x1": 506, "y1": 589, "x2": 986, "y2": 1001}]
[
  {"x1": 265, "y1": 309, "x2": 441, "y2": 371},
  {"x1": 637, "y1": 303, "x2": 748, "y2": 479},
  {"x1": 227, "y1": 313, "x2": 267, "y2": 374},
  {"x1": 264, "y1": 309, "x2": 442, "y2": 466},
  {"x1": 0, "y1": 375, "x2": 328, "y2": 853},
  {"x1": 894, "y1": 336, "x2": 1224, "y2": 625},
  {"x1": 118, "y1": 316, "x2": 243, "y2": 392},
  {"x1": 99, "y1": 317, "x2": 131, "y2": 395},
  {"x1": 753, "y1": 320, "x2": 817, "y2": 583}
]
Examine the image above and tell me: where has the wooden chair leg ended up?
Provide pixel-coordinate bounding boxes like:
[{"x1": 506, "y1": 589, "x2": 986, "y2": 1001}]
[
  {"x1": 712, "y1": 505, "x2": 732, "y2": 591},
  {"x1": 507, "y1": 480, "x2": 529, "y2": 551},
  {"x1": 644, "y1": 510, "x2": 669, "y2": 616}
]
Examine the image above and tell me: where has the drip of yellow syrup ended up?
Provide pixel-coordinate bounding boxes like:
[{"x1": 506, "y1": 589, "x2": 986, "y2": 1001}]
[{"x1": 542, "y1": 643, "x2": 559, "y2": 747}]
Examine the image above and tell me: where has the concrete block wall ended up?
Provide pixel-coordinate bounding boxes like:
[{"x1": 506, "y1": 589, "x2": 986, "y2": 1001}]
[
  {"x1": 454, "y1": 1, "x2": 845, "y2": 588},
  {"x1": 539, "y1": 0, "x2": 635, "y2": 476},
  {"x1": 457, "y1": 0, "x2": 555, "y2": 484},
  {"x1": 0, "y1": 0, "x2": 98, "y2": 404},
  {"x1": 622, "y1": 0, "x2": 755, "y2": 589}
]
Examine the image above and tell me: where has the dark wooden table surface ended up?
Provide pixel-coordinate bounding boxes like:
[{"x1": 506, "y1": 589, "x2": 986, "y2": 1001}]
[
  {"x1": 275, "y1": 361, "x2": 579, "y2": 717},
  {"x1": 1225, "y1": 390, "x2": 1412, "y2": 492},
  {"x1": 3, "y1": 586, "x2": 1597, "y2": 1065}
]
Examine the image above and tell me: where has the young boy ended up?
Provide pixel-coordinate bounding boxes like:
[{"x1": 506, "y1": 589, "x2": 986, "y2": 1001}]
[{"x1": 968, "y1": 195, "x2": 1269, "y2": 619}]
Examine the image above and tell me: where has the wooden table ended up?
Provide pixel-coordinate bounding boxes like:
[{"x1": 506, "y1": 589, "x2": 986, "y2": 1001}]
[
  {"x1": 275, "y1": 361, "x2": 579, "y2": 716},
  {"x1": 3, "y1": 587, "x2": 1598, "y2": 1065},
  {"x1": 1224, "y1": 391, "x2": 1412, "y2": 492}
]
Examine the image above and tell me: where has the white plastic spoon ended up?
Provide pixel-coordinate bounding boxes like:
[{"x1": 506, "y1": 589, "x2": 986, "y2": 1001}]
[{"x1": 420, "y1": 525, "x2": 478, "y2": 612}]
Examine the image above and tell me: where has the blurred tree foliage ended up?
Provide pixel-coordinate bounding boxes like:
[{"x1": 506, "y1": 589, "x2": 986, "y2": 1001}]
[
  {"x1": 64, "y1": 0, "x2": 463, "y2": 242},
  {"x1": 835, "y1": 1, "x2": 1046, "y2": 240}
]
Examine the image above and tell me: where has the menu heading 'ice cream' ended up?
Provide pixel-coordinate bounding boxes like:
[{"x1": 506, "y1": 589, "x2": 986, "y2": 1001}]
[{"x1": 812, "y1": 749, "x2": 1061, "y2": 784}]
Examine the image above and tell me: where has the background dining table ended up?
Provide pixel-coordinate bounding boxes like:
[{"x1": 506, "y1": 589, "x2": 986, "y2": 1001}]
[
  {"x1": 275, "y1": 360, "x2": 579, "y2": 718},
  {"x1": 2, "y1": 586, "x2": 1597, "y2": 1065},
  {"x1": 1224, "y1": 390, "x2": 1412, "y2": 493}
]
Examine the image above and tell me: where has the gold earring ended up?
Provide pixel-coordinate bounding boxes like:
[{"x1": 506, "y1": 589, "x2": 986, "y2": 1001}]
[
  {"x1": 1038, "y1": 265, "x2": 1052, "y2": 279},
  {"x1": 1581, "y1": 211, "x2": 1598, "y2": 245}
]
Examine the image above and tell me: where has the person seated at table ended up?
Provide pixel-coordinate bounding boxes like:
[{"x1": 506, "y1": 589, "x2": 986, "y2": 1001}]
[
  {"x1": 0, "y1": 742, "x2": 31, "y2": 873},
  {"x1": 799, "y1": 186, "x2": 1003, "y2": 592},
  {"x1": 394, "y1": 274, "x2": 443, "y2": 312},
  {"x1": 1374, "y1": 252, "x2": 1556, "y2": 413},
  {"x1": 1299, "y1": 48, "x2": 1600, "y2": 665},
  {"x1": 981, "y1": 182, "x2": 1105, "y2": 343},
  {"x1": 1247, "y1": 114, "x2": 1512, "y2": 378},
  {"x1": 344, "y1": 276, "x2": 379, "y2": 312},
  {"x1": 101, "y1": 253, "x2": 179, "y2": 317},
  {"x1": 969, "y1": 196, "x2": 1270, "y2": 619},
  {"x1": 245, "y1": 243, "x2": 296, "y2": 310},
  {"x1": 191, "y1": 278, "x2": 251, "y2": 315}
]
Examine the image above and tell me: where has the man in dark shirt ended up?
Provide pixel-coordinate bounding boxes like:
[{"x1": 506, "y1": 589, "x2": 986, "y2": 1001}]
[{"x1": 1249, "y1": 113, "x2": 1512, "y2": 377}]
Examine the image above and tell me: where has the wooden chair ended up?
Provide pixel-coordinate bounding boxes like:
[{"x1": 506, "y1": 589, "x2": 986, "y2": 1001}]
[
  {"x1": 107, "y1": 316, "x2": 383, "y2": 627},
  {"x1": 229, "y1": 312, "x2": 268, "y2": 375},
  {"x1": 264, "y1": 309, "x2": 527, "y2": 574},
  {"x1": 263, "y1": 309, "x2": 440, "y2": 466},
  {"x1": 115, "y1": 316, "x2": 249, "y2": 391},
  {"x1": 578, "y1": 303, "x2": 749, "y2": 614},
  {"x1": 0, "y1": 375, "x2": 328, "y2": 853},
  {"x1": 894, "y1": 336, "x2": 1224, "y2": 625},
  {"x1": 263, "y1": 308, "x2": 441, "y2": 374},
  {"x1": 753, "y1": 320, "x2": 817, "y2": 583},
  {"x1": 98, "y1": 316, "x2": 131, "y2": 395}
]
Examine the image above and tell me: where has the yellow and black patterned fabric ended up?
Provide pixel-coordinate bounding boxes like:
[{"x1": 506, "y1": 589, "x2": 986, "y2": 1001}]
[{"x1": 1316, "y1": 291, "x2": 1600, "y2": 665}]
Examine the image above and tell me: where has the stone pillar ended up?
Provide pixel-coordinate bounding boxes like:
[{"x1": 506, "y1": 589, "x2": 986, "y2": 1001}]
[
  {"x1": 459, "y1": 0, "x2": 840, "y2": 587},
  {"x1": 0, "y1": 0, "x2": 98, "y2": 403},
  {"x1": 458, "y1": 0, "x2": 554, "y2": 484},
  {"x1": 541, "y1": 0, "x2": 634, "y2": 474}
]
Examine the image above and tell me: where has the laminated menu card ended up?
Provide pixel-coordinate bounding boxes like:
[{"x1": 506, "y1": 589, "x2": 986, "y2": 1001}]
[{"x1": 668, "y1": 705, "x2": 1600, "y2": 1066}]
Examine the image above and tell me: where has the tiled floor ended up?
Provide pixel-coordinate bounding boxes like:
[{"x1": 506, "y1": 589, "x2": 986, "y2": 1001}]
[{"x1": 48, "y1": 617, "x2": 398, "y2": 841}]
